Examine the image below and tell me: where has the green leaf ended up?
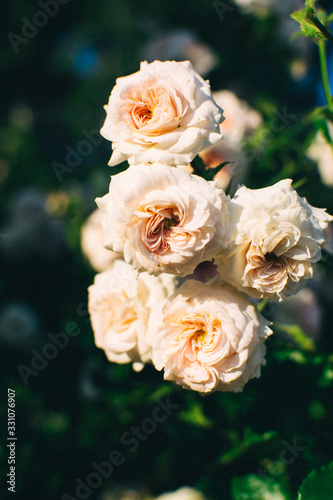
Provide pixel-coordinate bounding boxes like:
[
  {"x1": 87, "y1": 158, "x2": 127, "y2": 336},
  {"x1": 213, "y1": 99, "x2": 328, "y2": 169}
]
[
  {"x1": 231, "y1": 474, "x2": 292, "y2": 500},
  {"x1": 274, "y1": 323, "x2": 315, "y2": 352},
  {"x1": 191, "y1": 154, "x2": 235, "y2": 181},
  {"x1": 312, "y1": 118, "x2": 333, "y2": 145},
  {"x1": 291, "y1": 7, "x2": 326, "y2": 41},
  {"x1": 317, "y1": 363, "x2": 333, "y2": 387},
  {"x1": 271, "y1": 348, "x2": 309, "y2": 365},
  {"x1": 257, "y1": 299, "x2": 268, "y2": 313},
  {"x1": 219, "y1": 429, "x2": 276, "y2": 465},
  {"x1": 291, "y1": 177, "x2": 308, "y2": 190},
  {"x1": 178, "y1": 399, "x2": 213, "y2": 428},
  {"x1": 305, "y1": 0, "x2": 316, "y2": 7},
  {"x1": 297, "y1": 461, "x2": 333, "y2": 499}
]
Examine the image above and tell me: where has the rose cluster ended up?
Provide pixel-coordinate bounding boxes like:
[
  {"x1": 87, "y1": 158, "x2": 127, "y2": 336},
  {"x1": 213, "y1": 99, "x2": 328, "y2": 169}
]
[{"x1": 86, "y1": 60, "x2": 332, "y2": 394}]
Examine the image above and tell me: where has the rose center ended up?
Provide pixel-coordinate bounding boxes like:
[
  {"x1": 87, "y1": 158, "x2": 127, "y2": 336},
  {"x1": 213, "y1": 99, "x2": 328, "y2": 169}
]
[
  {"x1": 194, "y1": 329, "x2": 207, "y2": 343},
  {"x1": 164, "y1": 214, "x2": 180, "y2": 230},
  {"x1": 264, "y1": 252, "x2": 279, "y2": 262},
  {"x1": 137, "y1": 105, "x2": 153, "y2": 124}
]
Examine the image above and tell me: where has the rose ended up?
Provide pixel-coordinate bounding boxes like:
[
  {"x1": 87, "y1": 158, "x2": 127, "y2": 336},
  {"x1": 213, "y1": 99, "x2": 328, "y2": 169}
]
[
  {"x1": 81, "y1": 208, "x2": 120, "y2": 272},
  {"x1": 307, "y1": 122, "x2": 333, "y2": 187},
  {"x1": 199, "y1": 90, "x2": 261, "y2": 193},
  {"x1": 100, "y1": 60, "x2": 224, "y2": 166},
  {"x1": 155, "y1": 487, "x2": 207, "y2": 500},
  {"x1": 96, "y1": 163, "x2": 230, "y2": 277},
  {"x1": 150, "y1": 279, "x2": 272, "y2": 393},
  {"x1": 142, "y1": 31, "x2": 219, "y2": 77},
  {"x1": 212, "y1": 90, "x2": 262, "y2": 145},
  {"x1": 216, "y1": 179, "x2": 333, "y2": 301},
  {"x1": 88, "y1": 259, "x2": 176, "y2": 370}
]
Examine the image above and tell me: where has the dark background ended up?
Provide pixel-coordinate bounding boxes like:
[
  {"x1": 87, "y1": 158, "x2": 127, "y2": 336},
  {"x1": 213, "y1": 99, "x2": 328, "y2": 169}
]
[{"x1": 1, "y1": 1, "x2": 333, "y2": 499}]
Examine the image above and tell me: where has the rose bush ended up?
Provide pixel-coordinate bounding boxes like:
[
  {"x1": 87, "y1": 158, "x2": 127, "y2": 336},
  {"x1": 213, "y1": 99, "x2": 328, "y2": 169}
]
[
  {"x1": 88, "y1": 259, "x2": 176, "y2": 370},
  {"x1": 100, "y1": 60, "x2": 224, "y2": 166},
  {"x1": 216, "y1": 179, "x2": 332, "y2": 301},
  {"x1": 96, "y1": 163, "x2": 230, "y2": 276},
  {"x1": 150, "y1": 279, "x2": 272, "y2": 393}
]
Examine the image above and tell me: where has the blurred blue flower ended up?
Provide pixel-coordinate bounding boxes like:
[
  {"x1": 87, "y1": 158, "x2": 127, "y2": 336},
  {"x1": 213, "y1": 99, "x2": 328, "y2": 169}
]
[{"x1": 72, "y1": 45, "x2": 99, "y2": 78}]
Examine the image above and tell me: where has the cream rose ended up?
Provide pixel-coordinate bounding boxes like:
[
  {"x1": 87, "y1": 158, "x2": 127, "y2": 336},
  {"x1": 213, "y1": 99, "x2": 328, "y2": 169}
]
[
  {"x1": 81, "y1": 209, "x2": 120, "y2": 272},
  {"x1": 100, "y1": 60, "x2": 224, "y2": 166},
  {"x1": 216, "y1": 179, "x2": 333, "y2": 301},
  {"x1": 155, "y1": 487, "x2": 207, "y2": 500},
  {"x1": 199, "y1": 90, "x2": 262, "y2": 194},
  {"x1": 307, "y1": 123, "x2": 333, "y2": 187},
  {"x1": 96, "y1": 163, "x2": 230, "y2": 277},
  {"x1": 212, "y1": 90, "x2": 262, "y2": 145},
  {"x1": 88, "y1": 259, "x2": 176, "y2": 370},
  {"x1": 151, "y1": 279, "x2": 272, "y2": 393}
]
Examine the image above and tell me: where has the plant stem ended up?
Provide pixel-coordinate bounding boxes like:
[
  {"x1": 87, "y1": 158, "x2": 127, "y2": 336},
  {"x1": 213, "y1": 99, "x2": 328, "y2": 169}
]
[
  {"x1": 308, "y1": 12, "x2": 333, "y2": 45},
  {"x1": 318, "y1": 39, "x2": 333, "y2": 112}
]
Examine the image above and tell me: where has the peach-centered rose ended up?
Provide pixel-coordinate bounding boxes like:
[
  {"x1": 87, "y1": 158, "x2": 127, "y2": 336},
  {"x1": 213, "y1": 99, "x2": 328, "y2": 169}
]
[
  {"x1": 150, "y1": 279, "x2": 272, "y2": 393},
  {"x1": 100, "y1": 60, "x2": 224, "y2": 166},
  {"x1": 216, "y1": 179, "x2": 333, "y2": 301},
  {"x1": 122, "y1": 79, "x2": 184, "y2": 136},
  {"x1": 96, "y1": 163, "x2": 230, "y2": 277},
  {"x1": 88, "y1": 259, "x2": 176, "y2": 370}
]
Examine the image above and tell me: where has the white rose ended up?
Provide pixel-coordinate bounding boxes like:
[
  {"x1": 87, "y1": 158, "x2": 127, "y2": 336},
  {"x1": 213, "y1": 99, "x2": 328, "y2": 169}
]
[
  {"x1": 216, "y1": 179, "x2": 333, "y2": 301},
  {"x1": 199, "y1": 90, "x2": 261, "y2": 194},
  {"x1": 81, "y1": 209, "x2": 120, "y2": 272},
  {"x1": 151, "y1": 279, "x2": 272, "y2": 394},
  {"x1": 307, "y1": 124, "x2": 333, "y2": 187},
  {"x1": 88, "y1": 259, "x2": 176, "y2": 369},
  {"x1": 96, "y1": 163, "x2": 230, "y2": 277},
  {"x1": 212, "y1": 90, "x2": 262, "y2": 145},
  {"x1": 142, "y1": 31, "x2": 219, "y2": 76},
  {"x1": 100, "y1": 60, "x2": 224, "y2": 166},
  {"x1": 155, "y1": 487, "x2": 207, "y2": 500}
]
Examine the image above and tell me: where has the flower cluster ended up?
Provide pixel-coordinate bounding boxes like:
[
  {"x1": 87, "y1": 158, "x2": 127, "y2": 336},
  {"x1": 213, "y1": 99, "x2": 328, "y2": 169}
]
[{"x1": 86, "y1": 60, "x2": 332, "y2": 394}]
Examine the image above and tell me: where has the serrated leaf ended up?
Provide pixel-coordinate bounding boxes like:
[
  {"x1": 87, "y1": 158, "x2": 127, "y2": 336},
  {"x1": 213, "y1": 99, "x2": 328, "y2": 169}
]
[
  {"x1": 231, "y1": 474, "x2": 292, "y2": 500},
  {"x1": 291, "y1": 7, "x2": 326, "y2": 41},
  {"x1": 291, "y1": 7, "x2": 315, "y2": 25},
  {"x1": 297, "y1": 461, "x2": 333, "y2": 499}
]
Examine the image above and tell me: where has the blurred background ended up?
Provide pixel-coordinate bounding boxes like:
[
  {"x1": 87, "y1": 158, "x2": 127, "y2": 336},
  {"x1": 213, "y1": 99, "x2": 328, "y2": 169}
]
[{"x1": 1, "y1": 0, "x2": 333, "y2": 499}]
